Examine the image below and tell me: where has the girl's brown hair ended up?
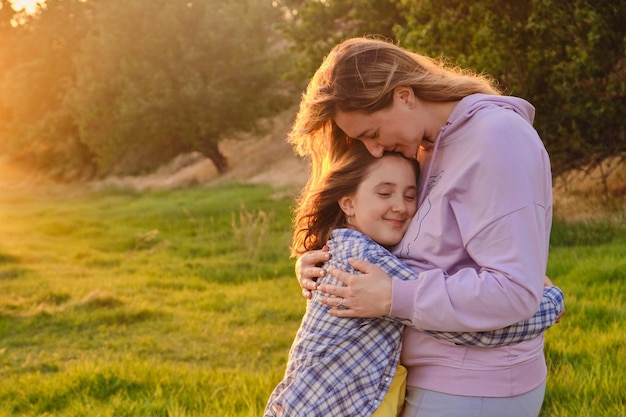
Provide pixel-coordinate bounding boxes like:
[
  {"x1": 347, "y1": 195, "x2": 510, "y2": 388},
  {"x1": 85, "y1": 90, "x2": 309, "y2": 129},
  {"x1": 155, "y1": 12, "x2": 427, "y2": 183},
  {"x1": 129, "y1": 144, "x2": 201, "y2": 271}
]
[{"x1": 291, "y1": 141, "x2": 420, "y2": 256}]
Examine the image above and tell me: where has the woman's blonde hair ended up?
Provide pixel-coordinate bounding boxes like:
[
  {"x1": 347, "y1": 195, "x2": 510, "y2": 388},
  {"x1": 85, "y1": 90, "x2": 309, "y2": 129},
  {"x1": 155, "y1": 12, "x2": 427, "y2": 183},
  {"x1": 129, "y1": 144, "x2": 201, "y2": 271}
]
[
  {"x1": 291, "y1": 141, "x2": 419, "y2": 256},
  {"x1": 289, "y1": 37, "x2": 501, "y2": 187}
]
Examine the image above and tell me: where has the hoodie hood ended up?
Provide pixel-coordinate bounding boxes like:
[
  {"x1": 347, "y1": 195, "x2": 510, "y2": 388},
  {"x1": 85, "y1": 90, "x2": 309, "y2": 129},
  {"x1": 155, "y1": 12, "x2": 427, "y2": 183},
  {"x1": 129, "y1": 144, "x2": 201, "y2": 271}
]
[
  {"x1": 443, "y1": 94, "x2": 536, "y2": 140},
  {"x1": 416, "y1": 94, "x2": 537, "y2": 207}
]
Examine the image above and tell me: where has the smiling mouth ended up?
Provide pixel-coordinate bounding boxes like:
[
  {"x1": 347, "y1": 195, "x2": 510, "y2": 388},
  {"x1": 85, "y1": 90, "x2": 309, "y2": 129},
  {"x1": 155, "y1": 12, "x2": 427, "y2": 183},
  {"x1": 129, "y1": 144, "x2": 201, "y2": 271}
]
[{"x1": 385, "y1": 218, "x2": 406, "y2": 226}]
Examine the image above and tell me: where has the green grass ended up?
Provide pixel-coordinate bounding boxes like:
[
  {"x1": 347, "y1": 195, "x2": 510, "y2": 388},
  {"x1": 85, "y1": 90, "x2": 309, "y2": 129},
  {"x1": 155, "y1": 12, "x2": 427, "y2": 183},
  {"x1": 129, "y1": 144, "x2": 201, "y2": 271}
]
[
  {"x1": 543, "y1": 219, "x2": 626, "y2": 417},
  {"x1": 0, "y1": 184, "x2": 624, "y2": 416}
]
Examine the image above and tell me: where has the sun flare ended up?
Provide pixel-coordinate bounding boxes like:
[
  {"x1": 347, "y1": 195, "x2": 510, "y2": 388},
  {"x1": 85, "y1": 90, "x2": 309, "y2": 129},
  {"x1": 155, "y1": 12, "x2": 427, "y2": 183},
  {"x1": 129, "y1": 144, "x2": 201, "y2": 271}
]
[{"x1": 9, "y1": 0, "x2": 45, "y2": 14}]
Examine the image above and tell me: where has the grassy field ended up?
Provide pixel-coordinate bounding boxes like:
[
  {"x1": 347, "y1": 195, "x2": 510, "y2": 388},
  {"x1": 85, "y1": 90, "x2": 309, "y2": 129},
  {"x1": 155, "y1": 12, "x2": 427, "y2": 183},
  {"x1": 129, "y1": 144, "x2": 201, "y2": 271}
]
[{"x1": 0, "y1": 184, "x2": 624, "y2": 416}]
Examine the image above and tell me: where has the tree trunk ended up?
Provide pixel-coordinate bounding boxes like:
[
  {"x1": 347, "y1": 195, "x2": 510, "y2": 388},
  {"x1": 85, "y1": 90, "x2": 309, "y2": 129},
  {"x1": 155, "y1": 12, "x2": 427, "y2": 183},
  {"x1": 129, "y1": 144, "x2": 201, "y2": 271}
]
[{"x1": 203, "y1": 141, "x2": 229, "y2": 174}]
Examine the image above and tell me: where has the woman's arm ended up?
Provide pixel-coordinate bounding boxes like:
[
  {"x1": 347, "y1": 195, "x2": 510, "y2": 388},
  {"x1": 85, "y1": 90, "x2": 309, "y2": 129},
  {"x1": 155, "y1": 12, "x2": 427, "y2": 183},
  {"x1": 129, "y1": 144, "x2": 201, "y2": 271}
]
[
  {"x1": 312, "y1": 258, "x2": 565, "y2": 346},
  {"x1": 421, "y1": 285, "x2": 564, "y2": 347}
]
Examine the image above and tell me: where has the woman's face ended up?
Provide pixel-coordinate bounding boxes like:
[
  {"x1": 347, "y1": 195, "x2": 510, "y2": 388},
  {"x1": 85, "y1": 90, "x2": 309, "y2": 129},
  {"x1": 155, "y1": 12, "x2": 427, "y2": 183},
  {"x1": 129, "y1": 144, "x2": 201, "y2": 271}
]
[{"x1": 334, "y1": 87, "x2": 425, "y2": 159}]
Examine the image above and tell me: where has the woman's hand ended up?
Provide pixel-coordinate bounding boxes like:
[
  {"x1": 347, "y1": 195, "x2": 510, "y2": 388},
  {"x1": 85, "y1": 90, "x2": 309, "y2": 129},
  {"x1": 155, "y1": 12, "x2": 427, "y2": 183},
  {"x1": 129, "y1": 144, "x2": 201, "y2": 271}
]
[
  {"x1": 318, "y1": 258, "x2": 393, "y2": 318},
  {"x1": 295, "y1": 247, "x2": 330, "y2": 299}
]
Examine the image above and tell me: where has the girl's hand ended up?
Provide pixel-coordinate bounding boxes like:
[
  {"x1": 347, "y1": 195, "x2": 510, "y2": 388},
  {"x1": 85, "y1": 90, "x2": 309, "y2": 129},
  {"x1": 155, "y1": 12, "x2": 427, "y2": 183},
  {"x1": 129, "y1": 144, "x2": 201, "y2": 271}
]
[
  {"x1": 544, "y1": 275, "x2": 566, "y2": 323},
  {"x1": 318, "y1": 258, "x2": 393, "y2": 318},
  {"x1": 543, "y1": 275, "x2": 554, "y2": 287},
  {"x1": 295, "y1": 246, "x2": 330, "y2": 299}
]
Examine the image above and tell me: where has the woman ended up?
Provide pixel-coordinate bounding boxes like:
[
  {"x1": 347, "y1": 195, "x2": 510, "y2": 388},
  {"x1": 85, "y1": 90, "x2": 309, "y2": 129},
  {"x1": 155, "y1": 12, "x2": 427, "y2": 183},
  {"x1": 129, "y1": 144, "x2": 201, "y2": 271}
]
[{"x1": 292, "y1": 37, "x2": 557, "y2": 416}]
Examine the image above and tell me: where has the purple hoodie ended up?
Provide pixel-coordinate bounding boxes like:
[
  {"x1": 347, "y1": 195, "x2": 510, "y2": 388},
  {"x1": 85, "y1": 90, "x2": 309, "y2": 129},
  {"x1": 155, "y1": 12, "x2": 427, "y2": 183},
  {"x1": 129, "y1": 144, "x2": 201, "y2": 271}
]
[{"x1": 390, "y1": 94, "x2": 552, "y2": 396}]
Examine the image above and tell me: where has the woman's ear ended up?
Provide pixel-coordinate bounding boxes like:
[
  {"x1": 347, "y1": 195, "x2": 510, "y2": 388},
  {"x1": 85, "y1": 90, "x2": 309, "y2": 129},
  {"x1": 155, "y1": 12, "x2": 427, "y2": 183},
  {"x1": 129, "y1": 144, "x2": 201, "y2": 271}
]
[
  {"x1": 338, "y1": 196, "x2": 354, "y2": 217},
  {"x1": 395, "y1": 86, "x2": 415, "y2": 109}
]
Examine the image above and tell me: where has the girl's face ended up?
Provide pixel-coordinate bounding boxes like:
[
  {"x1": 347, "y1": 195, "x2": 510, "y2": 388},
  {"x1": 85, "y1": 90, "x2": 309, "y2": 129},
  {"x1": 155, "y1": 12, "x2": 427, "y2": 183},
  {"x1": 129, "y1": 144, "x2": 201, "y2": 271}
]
[
  {"x1": 334, "y1": 87, "x2": 426, "y2": 160},
  {"x1": 340, "y1": 155, "x2": 418, "y2": 247}
]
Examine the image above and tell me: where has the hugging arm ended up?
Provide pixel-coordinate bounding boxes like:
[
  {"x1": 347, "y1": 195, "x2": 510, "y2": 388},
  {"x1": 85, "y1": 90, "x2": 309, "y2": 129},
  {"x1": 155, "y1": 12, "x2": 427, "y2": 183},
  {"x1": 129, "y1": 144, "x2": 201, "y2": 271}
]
[
  {"x1": 416, "y1": 285, "x2": 564, "y2": 347},
  {"x1": 299, "y1": 252, "x2": 565, "y2": 347}
]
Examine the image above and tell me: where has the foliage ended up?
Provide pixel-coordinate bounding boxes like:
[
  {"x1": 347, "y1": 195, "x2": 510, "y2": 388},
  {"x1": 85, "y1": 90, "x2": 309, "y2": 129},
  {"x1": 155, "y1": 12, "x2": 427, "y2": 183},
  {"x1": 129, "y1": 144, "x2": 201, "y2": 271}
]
[
  {"x1": 0, "y1": 0, "x2": 97, "y2": 181},
  {"x1": 0, "y1": 0, "x2": 293, "y2": 180},
  {"x1": 0, "y1": 184, "x2": 624, "y2": 416},
  {"x1": 274, "y1": 0, "x2": 405, "y2": 86},
  {"x1": 395, "y1": 0, "x2": 626, "y2": 176},
  {"x1": 68, "y1": 0, "x2": 292, "y2": 176}
]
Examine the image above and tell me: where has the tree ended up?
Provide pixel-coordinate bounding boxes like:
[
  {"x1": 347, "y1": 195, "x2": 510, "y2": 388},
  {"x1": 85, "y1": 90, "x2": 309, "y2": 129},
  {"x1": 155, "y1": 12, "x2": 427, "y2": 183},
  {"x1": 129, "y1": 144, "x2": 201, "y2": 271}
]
[
  {"x1": 526, "y1": 0, "x2": 626, "y2": 177},
  {"x1": 68, "y1": 0, "x2": 292, "y2": 176},
  {"x1": 0, "y1": 0, "x2": 97, "y2": 181},
  {"x1": 395, "y1": 0, "x2": 626, "y2": 176},
  {"x1": 278, "y1": 0, "x2": 626, "y2": 176},
  {"x1": 2, "y1": 0, "x2": 293, "y2": 180},
  {"x1": 0, "y1": 0, "x2": 17, "y2": 140},
  {"x1": 275, "y1": 0, "x2": 405, "y2": 86}
]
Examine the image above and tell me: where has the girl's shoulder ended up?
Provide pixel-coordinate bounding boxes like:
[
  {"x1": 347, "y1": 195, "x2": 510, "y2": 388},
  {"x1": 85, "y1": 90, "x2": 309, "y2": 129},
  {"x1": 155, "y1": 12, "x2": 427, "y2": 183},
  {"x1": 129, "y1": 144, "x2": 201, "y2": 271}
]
[
  {"x1": 328, "y1": 228, "x2": 391, "y2": 260},
  {"x1": 327, "y1": 229, "x2": 414, "y2": 281}
]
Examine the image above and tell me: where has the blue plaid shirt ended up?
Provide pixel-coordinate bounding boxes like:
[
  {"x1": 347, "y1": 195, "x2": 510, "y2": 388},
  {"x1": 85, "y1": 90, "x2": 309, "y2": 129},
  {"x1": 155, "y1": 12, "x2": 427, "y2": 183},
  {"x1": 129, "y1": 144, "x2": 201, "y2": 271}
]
[{"x1": 265, "y1": 228, "x2": 564, "y2": 417}]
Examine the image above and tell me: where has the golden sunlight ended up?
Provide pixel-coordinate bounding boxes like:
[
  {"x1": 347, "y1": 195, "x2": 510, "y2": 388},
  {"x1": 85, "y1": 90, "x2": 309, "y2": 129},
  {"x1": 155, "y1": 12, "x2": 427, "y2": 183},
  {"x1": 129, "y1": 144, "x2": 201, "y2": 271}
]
[{"x1": 10, "y1": 0, "x2": 45, "y2": 14}]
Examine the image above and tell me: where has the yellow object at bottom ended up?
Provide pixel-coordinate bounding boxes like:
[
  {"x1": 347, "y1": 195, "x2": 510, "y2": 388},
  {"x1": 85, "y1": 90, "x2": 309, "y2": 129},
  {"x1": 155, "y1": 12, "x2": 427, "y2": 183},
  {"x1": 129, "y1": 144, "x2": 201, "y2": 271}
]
[{"x1": 371, "y1": 365, "x2": 407, "y2": 417}]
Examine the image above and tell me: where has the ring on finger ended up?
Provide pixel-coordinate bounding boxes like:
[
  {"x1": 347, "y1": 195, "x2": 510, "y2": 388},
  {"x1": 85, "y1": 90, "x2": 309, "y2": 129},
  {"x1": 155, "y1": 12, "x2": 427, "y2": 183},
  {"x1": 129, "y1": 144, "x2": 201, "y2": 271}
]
[{"x1": 337, "y1": 298, "x2": 347, "y2": 309}]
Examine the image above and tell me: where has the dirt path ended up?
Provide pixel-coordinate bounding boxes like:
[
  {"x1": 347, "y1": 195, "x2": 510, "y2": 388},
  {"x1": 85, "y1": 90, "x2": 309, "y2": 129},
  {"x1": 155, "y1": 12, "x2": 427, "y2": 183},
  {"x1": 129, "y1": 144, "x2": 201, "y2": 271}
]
[{"x1": 94, "y1": 107, "x2": 309, "y2": 192}]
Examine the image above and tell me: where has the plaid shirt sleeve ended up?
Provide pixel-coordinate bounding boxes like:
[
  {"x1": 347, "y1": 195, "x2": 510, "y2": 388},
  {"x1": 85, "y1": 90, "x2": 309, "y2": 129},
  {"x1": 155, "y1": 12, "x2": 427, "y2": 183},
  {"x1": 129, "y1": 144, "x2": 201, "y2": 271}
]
[{"x1": 420, "y1": 286, "x2": 565, "y2": 347}]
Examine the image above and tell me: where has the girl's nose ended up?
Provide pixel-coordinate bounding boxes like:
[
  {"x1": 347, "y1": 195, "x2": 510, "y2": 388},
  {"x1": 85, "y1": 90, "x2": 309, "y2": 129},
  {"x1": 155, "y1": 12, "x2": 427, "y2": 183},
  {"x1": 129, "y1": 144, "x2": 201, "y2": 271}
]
[{"x1": 391, "y1": 196, "x2": 408, "y2": 213}]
